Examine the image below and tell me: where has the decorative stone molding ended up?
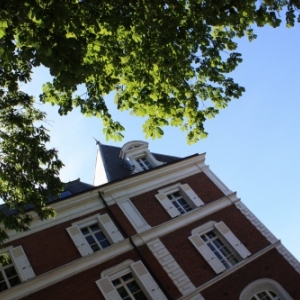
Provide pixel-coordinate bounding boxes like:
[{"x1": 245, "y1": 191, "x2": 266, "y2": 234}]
[
  {"x1": 235, "y1": 201, "x2": 278, "y2": 244},
  {"x1": 147, "y1": 239, "x2": 204, "y2": 298},
  {"x1": 276, "y1": 244, "x2": 300, "y2": 274}
]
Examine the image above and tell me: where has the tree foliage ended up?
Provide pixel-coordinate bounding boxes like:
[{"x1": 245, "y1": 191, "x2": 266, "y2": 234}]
[
  {"x1": 0, "y1": 0, "x2": 299, "y2": 240},
  {"x1": 0, "y1": 91, "x2": 63, "y2": 245}
]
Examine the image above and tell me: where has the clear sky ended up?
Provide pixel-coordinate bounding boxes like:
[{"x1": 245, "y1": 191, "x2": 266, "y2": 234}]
[{"x1": 21, "y1": 23, "x2": 300, "y2": 261}]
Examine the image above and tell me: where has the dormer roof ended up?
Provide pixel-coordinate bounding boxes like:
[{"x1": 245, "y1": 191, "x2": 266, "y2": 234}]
[{"x1": 93, "y1": 141, "x2": 180, "y2": 186}]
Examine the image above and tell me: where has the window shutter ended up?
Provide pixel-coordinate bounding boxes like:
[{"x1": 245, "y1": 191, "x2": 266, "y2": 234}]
[
  {"x1": 10, "y1": 246, "x2": 35, "y2": 281},
  {"x1": 215, "y1": 222, "x2": 251, "y2": 259},
  {"x1": 118, "y1": 200, "x2": 150, "y2": 233},
  {"x1": 155, "y1": 193, "x2": 180, "y2": 218},
  {"x1": 66, "y1": 225, "x2": 93, "y2": 257},
  {"x1": 96, "y1": 277, "x2": 122, "y2": 300},
  {"x1": 180, "y1": 184, "x2": 204, "y2": 207},
  {"x1": 189, "y1": 235, "x2": 226, "y2": 274},
  {"x1": 98, "y1": 214, "x2": 124, "y2": 243},
  {"x1": 131, "y1": 261, "x2": 167, "y2": 300}
]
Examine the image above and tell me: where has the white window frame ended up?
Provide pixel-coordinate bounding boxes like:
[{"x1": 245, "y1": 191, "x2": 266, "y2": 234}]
[
  {"x1": 120, "y1": 141, "x2": 164, "y2": 173},
  {"x1": 67, "y1": 213, "x2": 124, "y2": 257},
  {"x1": 130, "y1": 152, "x2": 162, "y2": 173},
  {"x1": 0, "y1": 246, "x2": 35, "y2": 293},
  {"x1": 96, "y1": 260, "x2": 167, "y2": 300},
  {"x1": 156, "y1": 183, "x2": 204, "y2": 218},
  {"x1": 239, "y1": 278, "x2": 292, "y2": 300},
  {"x1": 189, "y1": 221, "x2": 251, "y2": 274},
  {"x1": 135, "y1": 155, "x2": 154, "y2": 171}
]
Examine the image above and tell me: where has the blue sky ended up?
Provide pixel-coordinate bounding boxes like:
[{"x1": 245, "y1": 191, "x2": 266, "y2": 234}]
[{"x1": 22, "y1": 23, "x2": 300, "y2": 261}]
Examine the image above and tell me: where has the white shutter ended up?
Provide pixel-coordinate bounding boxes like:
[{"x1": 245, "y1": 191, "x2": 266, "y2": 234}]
[
  {"x1": 96, "y1": 277, "x2": 122, "y2": 300},
  {"x1": 155, "y1": 193, "x2": 180, "y2": 218},
  {"x1": 189, "y1": 235, "x2": 226, "y2": 274},
  {"x1": 180, "y1": 184, "x2": 204, "y2": 207},
  {"x1": 66, "y1": 225, "x2": 93, "y2": 257},
  {"x1": 118, "y1": 200, "x2": 150, "y2": 233},
  {"x1": 10, "y1": 246, "x2": 35, "y2": 281},
  {"x1": 131, "y1": 261, "x2": 167, "y2": 300},
  {"x1": 98, "y1": 214, "x2": 124, "y2": 243},
  {"x1": 215, "y1": 222, "x2": 251, "y2": 259}
]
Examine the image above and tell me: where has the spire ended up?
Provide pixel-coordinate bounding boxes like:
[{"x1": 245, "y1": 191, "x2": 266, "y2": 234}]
[{"x1": 93, "y1": 139, "x2": 109, "y2": 186}]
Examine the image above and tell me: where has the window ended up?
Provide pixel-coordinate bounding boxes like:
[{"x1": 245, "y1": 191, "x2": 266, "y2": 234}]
[
  {"x1": 155, "y1": 183, "x2": 204, "y2": 218},
  {"x1": 189, "y1": 221, "x2": 250, "y2": 274},
  {"x1": 80, "y1": 224, "x2": 110, "y2": 252},
  {"x1": 112, "y1": 273, "x2": 148, "y2": 300},
  {"x1": 120, "y1": 141, "x2": 164, "y2": 174},
  {"x1": 201, "y1": 230, "x2": 239, "y2": 269},
  {"x1": 136, "y1": 157, "x2": 153, "y2": 171},
  {"x1": 67, "y1": 214, "x2": 124, "y2": 257},
  {"x1": 0, "y1": 246, "x2": 35, "y2": 293},
  {"x1": 250, "y1": 290, "x2": 279, "y2": 300},
  {"x1": 96, "y1": 260, "x2": 167, "y2": 300},
  {"x1": 0, "y1": 256, "x2": 21, "y2": 292},
  {"x1": 240, "y1": 278, "x2": 292, "y2": 300},
  {"x1": 167, "y1": 191, "x2": 193, "y2": 215}
]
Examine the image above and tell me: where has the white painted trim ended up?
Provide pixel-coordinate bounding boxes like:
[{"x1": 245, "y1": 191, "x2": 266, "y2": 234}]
[
  {"x1": 158, "y1": 183, "x2": 182, "y2": 194},
  {"x1": 3, "y1": 155, "x2": 207, "y2": 243},
  {"x1": 118, "y1": 199, "x2": 151, "y2": 233},
  {"x1": 98, "y1": 259, "x2": 168, "y2": 300},
  {"x1": 101, "y1": 259, "x2": 134, "y2": 278},
  {"x1": 235, "y1": 201, "x2": 278, "y2": 244},
  {"x1": 147, "y1": 238, "x2": 197, "y2": 296},
  {"x1": 4, "y1": 190, "x2": 104, "y2": 242},
  {"x1": 120, "y1": 140, "x2": 164, "y2": 173},
  {"x1": 235, "y1": 200, "x2": 300, "y2": 274},
  {"x1": 0, "y1": 245, "x2": 13, "y2": 254},
  {"x1": 191, "y1": 221, "x2": 216, "y2": 235},
  {"x1": 120, "y1": 140, "x2": 149, "y2": 158},
  {"x1": 0, "y1": 193, "x2": 237, "y2": 299},
  {"x1": 100, "y1": 154, "x2": 207, "y2": 204},
  {"x1": 0, "y1": 240, "x2": 133, "y2": 300},
  {"x1": 276, "y1": 243, "x2": 300, "y2": 274},
  {"x1": 239, "y1": 278, "x2": 293, "y2": 300},
  {"x1": 132, "y1": 194, "x2": 237, "y2": 247},
  {"x1": 178, "y1": 241, "x2": 281, "y2": 300},
  {"x1": 200, "y1": 165, "x2": 232, "y2": 196}
]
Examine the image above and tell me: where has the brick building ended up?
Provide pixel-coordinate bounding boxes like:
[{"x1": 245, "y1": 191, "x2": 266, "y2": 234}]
[{"x1": 1, "y1": 140, "x2": 299, "y2": 299}]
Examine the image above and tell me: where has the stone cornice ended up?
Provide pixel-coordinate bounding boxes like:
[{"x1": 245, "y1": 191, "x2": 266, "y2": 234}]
[
  {"x1": 1, "y1": 193, "x2": 238, "y2": 299},
  {"x1": 1, "y1": 240, "x2": 133, "y2": 300},
  {"x1": 178, "y1": 241, "x2": 281, "y2": 300},
  {"x1": 132, "y1": 193, "x2": 239, "y2": 247},
  {"x1": 100, "y1": 154, "x2": 206, "y2": 203}
]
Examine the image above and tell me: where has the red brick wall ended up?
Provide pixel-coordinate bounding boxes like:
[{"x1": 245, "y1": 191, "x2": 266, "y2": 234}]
[
  {"x1": 131, "y1": 172, "x2": 225, "y2": 226},
  {"x1": 4, "y1": 207, "x2": 128, "y2": 276},
  {"x1": 21, "y1": 250, "x2": 140, "y2": 300},
  {"x1": 21, "y1": 249, "x2": 175, "y2": 300},
  {"x1": 160, "y1": 205, "x2": 271, "y2": 287},
  {"x1": 201, "y1": 248, "x2": 300, "y2": 299}
]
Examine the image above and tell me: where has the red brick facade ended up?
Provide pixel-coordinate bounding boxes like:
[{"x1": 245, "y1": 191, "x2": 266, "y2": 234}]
[{"x1": 2, "y1": 154, "x2": 300, "y2": 300}]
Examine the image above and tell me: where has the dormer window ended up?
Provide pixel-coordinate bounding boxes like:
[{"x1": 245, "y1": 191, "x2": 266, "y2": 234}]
[
  {"x1": 120, "y1": 140, "x2": 164, "y2": 173},
  {"x1": 136, "y1": 156, "x2": 153, "y2": 171}
]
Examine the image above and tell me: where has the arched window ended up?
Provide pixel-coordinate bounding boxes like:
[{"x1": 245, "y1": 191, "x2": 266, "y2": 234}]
[
  {"x1": 250, "y1": 290, "x2": 280, "y2": 300},
  {"x1": 120, "y1": 140, "x2": 164, "y2": 173},
  {"x1": 240, "y1": 278, "x2": 292, "y2": 300}
]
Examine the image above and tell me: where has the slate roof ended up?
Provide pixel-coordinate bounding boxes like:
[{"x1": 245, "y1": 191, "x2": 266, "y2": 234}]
[
  {"x1": 0, "y1": 179, "x2": 94, "y2": 215},
  {"x1": 98, "y1": 143, "x2": 181, "y2": 182},
  {"x1": 0, "y1": 143, "x2": 181, "y2": 215}
]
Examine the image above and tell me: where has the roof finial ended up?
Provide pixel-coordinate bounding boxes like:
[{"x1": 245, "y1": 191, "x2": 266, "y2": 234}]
[{"x1": 93, "y1": 137, "x2": 101, "y2": 145}]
